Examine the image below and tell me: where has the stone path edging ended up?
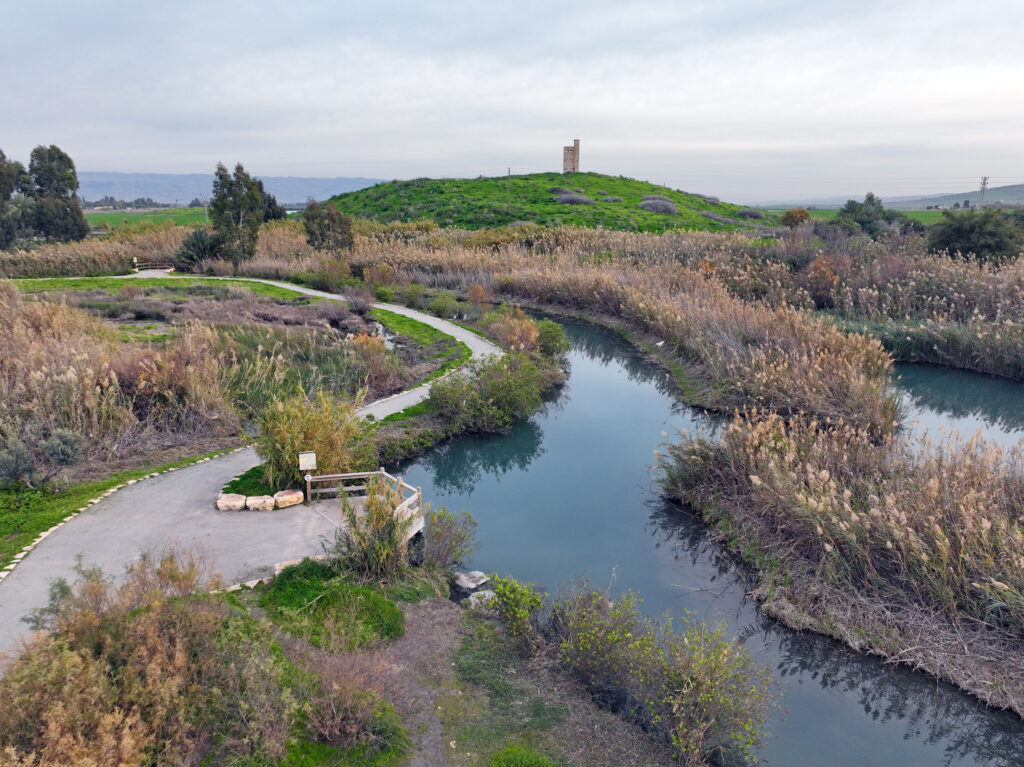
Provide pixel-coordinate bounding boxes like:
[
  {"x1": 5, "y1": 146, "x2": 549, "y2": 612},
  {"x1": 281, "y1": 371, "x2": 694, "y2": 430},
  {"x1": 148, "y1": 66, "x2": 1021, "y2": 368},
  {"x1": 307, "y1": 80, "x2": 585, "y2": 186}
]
[{"x1": 0, "y1": 448, "x2": 249, "y2": 587}]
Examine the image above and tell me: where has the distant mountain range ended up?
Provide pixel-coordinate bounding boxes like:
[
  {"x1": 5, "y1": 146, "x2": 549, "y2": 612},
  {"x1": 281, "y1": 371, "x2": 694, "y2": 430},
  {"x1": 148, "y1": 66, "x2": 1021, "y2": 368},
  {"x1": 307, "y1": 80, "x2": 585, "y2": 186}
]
[
  {"x1": 755, "y1": 182, "x2": 1024, "y2": 210},
  {"x1": 78, "y1": 172, "x2": 381, "y2": 206}
]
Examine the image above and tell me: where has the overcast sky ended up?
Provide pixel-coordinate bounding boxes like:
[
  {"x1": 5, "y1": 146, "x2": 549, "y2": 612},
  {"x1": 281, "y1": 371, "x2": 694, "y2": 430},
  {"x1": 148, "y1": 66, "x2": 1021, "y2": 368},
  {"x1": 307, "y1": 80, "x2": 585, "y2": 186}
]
[{"x1": 3, "y1": 0, "x2": 1023, "y2": 202}]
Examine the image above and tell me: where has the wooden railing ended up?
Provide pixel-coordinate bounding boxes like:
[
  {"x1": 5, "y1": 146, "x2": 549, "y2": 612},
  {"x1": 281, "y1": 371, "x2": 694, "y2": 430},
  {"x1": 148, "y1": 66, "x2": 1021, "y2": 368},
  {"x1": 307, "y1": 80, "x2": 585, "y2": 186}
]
[
  {"x1": 134, "y1": 259, "x2": 174, "y2": 270},
  {"x1": 304, "y1": 468, "x2": 423, "y2": 532}
]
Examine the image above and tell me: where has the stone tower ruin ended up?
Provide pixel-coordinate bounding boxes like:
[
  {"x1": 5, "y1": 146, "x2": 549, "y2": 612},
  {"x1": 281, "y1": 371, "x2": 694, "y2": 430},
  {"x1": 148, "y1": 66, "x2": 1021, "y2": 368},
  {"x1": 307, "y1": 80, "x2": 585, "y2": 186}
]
[{"x1": 562, "y1": 139, "x2": 580, "y2": 173}]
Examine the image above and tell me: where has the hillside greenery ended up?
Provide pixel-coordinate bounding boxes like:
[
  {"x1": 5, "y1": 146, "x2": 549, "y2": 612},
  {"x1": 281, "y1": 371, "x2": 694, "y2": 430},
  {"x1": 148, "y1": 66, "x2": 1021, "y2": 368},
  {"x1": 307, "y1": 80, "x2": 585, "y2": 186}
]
[{"x1": 327, "y1": 172, "x2": 773, "y2": 233}]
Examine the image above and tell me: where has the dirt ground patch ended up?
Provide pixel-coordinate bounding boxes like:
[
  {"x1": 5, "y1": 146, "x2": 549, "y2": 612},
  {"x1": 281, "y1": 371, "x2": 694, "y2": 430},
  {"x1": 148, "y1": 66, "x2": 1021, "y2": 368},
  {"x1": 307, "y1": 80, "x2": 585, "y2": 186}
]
[{"x1": 366, "y1": 597, "x2": 675, "y2": 766}]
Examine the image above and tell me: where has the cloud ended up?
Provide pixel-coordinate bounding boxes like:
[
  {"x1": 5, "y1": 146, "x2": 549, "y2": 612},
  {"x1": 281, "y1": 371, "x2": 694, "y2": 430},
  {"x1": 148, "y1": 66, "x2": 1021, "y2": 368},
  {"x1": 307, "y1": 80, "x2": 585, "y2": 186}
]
[{"x1": 2, "y1": 0, "x2": 1023, "y2": 200}]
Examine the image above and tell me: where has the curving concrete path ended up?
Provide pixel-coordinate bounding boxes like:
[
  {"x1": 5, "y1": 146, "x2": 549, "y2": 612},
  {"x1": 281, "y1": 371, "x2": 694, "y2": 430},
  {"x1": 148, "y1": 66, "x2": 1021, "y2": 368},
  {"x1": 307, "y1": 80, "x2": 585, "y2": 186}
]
[{"x1": 0, "y1": 275, "x2": 499, "y2": 661}]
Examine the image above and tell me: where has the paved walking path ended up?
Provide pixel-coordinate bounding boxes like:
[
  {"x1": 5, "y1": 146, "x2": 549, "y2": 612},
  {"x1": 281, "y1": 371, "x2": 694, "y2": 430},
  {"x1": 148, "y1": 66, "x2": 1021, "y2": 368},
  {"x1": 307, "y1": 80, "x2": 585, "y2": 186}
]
[{"x1": 0, "y1": 275, "x2": 499, "y2": 661}]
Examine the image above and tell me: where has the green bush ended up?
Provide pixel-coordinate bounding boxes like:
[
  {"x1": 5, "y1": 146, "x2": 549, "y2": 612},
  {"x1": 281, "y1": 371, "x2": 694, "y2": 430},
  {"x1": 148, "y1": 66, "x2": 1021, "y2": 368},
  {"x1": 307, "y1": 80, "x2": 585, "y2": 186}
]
[
  {"x1": 488, "y1": 744, "x2": 557, "y2": 767},
  {"x1": 374, "y1": 284, "x2": 395, "y2": 302},
  {"x1": 335, "y1": 475, "x2": 414, "y2": 583},
  {"x1": 427, "y1": 353, "x2": 544, "y2": 434},
  {"x1": 545, "y1": 587, "x2": 775, "y2": 765},
  {"x1": 490, "y1": 575, "x2": 543, "y2": 649},
  {"x1": 400, "y1": 282, "x2": 426, "y2": 308},
  {"x1": 428, "y1": 291, "x2": 460, "y2": 318},
  {"x1": 175, "y1": 227, "x2": 222, "y2": 271},
  {"x1": 422, "y1": 507, "x2": 478, "y2": 571},
  {"x1": 535, "y1": 318, "x2": 570, "y2": 358},
  {"x1": 927, "y1": 208, "x2": 1022, "y2": 264}
]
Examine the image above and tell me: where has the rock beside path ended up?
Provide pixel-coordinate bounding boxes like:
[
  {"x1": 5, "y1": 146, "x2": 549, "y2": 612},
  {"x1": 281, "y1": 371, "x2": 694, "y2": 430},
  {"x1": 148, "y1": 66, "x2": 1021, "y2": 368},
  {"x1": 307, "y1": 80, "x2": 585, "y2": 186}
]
[
  {"x1": 246, "y1": 495, "x2": 275, "y2": 511},
  {"x1": 274, "y1": 489, "x2": 304, "y2": 508},
  {"x1": 216, "y1": 493, "x2": 246, "y2": 511}
]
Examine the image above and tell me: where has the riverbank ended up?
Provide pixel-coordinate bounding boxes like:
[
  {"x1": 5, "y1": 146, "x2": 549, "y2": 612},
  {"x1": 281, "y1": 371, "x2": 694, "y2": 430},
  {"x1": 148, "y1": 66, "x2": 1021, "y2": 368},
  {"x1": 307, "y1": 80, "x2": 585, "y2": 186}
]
[{"x1": 661, "y1": 412, "x2": 1024, "y2": 716}]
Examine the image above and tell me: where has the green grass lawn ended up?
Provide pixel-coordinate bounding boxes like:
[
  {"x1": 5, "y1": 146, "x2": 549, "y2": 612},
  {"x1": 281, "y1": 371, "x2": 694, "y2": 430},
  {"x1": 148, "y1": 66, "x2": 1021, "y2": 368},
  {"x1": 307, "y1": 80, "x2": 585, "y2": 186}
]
[
  {"x1": 329, "y1": 172, "x2": 774, "y2": 233},
  {"x1": 85, "y1": 207, "x2": 209, "y2": 228},
  {"x1": 0, "y1": 448, "x2": 238, "y2": 570},
  {"x1": 770, "y1": 209, "x2": 944, "y2": 225},
  {"x1": 371, "y1": 307, "x2": 472, "y2": 381},
  {"x1": 13, "y1": 276, "x2": 317, "y2": 302}
]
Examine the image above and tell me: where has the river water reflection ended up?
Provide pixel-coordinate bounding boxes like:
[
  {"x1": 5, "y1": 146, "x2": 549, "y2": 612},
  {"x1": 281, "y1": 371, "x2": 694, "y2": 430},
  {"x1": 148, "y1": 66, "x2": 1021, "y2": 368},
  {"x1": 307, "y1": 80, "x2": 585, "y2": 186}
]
[{"x1": 399, "y1": 321, "x2": 1024, "y2": 766}]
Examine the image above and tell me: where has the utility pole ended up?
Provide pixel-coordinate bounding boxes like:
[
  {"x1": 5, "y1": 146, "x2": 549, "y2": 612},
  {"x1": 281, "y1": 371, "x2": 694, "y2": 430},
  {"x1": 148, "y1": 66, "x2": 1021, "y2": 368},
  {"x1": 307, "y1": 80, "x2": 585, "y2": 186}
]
[
  {"x1": 202, "y1": 195, "x2": 209, "y2": 224},
  {"x1": 979, "y1": 176, "x2": 990, "y2": 207},
  {"x1": 507, "y1": 168, "x2": 511, "y2": 213}
]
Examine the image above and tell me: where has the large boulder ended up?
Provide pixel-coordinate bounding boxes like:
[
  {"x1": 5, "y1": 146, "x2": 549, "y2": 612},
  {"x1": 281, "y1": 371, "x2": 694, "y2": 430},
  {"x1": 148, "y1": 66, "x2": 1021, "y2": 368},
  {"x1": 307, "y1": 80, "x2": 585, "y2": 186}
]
[
  {"x1": 246, "y1": 495, "x2": 276, "y2": 511},
  {"x1": 216, "y1": 493, "x2": 246, "y2": 511},
  {"x1": 454, "y1": 570, "x2": 489, "y2": 591},
  {"x1": 274, "y1": 489, "x2": 304, "y2": 509}
]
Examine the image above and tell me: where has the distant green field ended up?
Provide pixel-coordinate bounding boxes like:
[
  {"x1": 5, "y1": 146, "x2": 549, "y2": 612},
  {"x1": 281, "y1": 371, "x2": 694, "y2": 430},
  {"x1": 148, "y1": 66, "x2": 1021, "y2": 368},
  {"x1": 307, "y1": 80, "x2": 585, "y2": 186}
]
[
  {"x1": 85, "y1": 207, "x2": 208, "y2": 228},
  {"x1": 328, "y1": 172, "x2": 778, "y2": 234},
  {"x1": 769, "y1": 209, "x2": 943, "y2": 225}
]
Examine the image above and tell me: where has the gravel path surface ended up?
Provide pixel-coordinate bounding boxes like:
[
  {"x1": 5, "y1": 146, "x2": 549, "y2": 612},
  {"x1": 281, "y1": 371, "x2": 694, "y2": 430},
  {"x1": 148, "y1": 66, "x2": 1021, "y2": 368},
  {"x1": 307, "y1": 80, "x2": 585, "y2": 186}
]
[{"x1": 0, "y1": 274, "x2": 499, "y2": 661}]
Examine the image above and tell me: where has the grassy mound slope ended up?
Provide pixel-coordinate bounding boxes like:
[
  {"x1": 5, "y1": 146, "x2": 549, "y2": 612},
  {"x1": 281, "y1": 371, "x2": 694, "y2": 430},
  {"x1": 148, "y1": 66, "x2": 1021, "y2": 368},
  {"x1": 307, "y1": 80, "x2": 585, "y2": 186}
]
[{"x1": 328, "y1": 172, "x2": 770, "y2": 233}]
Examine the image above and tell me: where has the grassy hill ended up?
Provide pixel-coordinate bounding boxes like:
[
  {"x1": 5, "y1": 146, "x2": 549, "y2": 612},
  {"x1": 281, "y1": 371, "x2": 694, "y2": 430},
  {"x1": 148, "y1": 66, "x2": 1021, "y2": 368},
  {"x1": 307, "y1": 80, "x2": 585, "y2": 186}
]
[{"x1": 326, "y1": 172, "x2": 772, "y2": 233}]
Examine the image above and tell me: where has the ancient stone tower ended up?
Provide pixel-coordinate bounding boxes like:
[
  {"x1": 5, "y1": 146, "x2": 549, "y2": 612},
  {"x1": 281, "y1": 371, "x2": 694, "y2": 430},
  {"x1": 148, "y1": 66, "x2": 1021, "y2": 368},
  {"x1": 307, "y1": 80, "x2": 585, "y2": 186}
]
[{"x1": 562, "y1": 139, "x2": 580, "y2": 173}]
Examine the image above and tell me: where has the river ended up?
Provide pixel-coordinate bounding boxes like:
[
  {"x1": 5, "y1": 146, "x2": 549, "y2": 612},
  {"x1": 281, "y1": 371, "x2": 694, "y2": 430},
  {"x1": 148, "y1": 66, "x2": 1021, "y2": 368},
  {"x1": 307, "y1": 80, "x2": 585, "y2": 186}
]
[{"x1": 398, "y1": 320, "x2": 1024, "y2": 765}]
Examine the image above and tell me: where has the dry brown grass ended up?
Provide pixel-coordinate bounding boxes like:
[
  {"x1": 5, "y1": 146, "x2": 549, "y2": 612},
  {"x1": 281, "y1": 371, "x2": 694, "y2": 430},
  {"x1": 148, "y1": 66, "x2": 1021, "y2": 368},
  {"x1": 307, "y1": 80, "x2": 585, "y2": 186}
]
[
  {"x1": 660, "y1": 412, "x2": 1024, "y2": 711},
  {"x1": 0, "y1": 225, "x2": 185, "y2": 278},
  {"x1": 0, "y1": 281, "x2": 237, "y2": 469}
]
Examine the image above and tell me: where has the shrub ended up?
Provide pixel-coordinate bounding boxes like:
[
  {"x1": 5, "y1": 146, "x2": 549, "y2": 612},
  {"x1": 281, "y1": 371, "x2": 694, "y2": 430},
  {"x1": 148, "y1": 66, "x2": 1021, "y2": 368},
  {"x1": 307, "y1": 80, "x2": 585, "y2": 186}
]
[
  {"x1": 490, "y1": 575, "x2": 543, "y2": 648},
  {"x1": 0, "y1": 551, "x2": 294, "y2": 765},
  {"x1": 336, "y1": 475, "x2": 414, "y2": 583},
  {"x1": 375, "y1": 284, "x2": 395, "y2": 302},
  {"x1": 602, "y1": 196, "x2": 623, "y2": 202},
  {"x1": 400, "y1": 282, "x2": 426, "y2": 307},
  {"x1": 665, "y1": 620, "x2": 775, "y2": 765},
  {"x1": 488, "y1": 744, "x2": 557, "y2": 767},
  {"x1": 546, "y1": 187, "x2": 572, "y2": 194},
  {"x1": 638, "y1": 199, "x2": 678, "y2": 215},
  {"x1": 427, "y1": 291, "x2": 460, "y2": 318},
  {"x1": 555, "y1": 193, "x2": 595, "y2": 205},
  {"x1": 781, "y1": 208, "x2": 810, "y2": 228},
  {"x1": 300, "y1": 652, "x2": 408, "y2": 755},
  {"x1": 422, "y1": 507, "x2": 478, "y2": 571},
  {"x1": 927, "y1": 208, "x2": 1022, "y2": 264},
  {"x1": 0, "y1": 439, "x2": 35, "y2": 487},
  {"x1": 535, "y1": 318, "x2": 570, "y2": 358},
  {"x1": 546, "y1": 586, "x2": 774, "y2": 765},
  {"x1": 480, "y1": 305, "x2": 540, "y2": 352},
  {"x1": 40, "y1": 429, "x2": 83, "y2": 470},
  {"x1": 427, "y1": 353, "x2": 544, "y2": 434},
  {"x1": 736, "y1": 207, "x2": 765, "y2": 219},
  {"x1": 175, "y1": 227, "x2": 222, "y2": 270},
  {"x1": 642, "y1": 194, "x2": 675, "y2": 203},
  {"x1": 256, "y1": 390, "x2": 367, "y2": 489},
  {"x1": 303, "y1": 199, "x2": 355, "y2": 251}
]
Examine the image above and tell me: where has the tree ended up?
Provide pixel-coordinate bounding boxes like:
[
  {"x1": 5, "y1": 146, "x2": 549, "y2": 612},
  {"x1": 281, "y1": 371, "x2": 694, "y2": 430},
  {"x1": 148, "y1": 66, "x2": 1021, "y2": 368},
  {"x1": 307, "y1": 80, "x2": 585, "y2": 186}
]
[
  {"x1": 833, "y1": 193, "x2": 920, "y2": 239},
  {"x1": 23, "y1": 145, "x2": 90, "y2": 242},
  {"x1": 257, "y1": 180, "x2": 286, "y2": 221},
  {"x1": 210, "y1": 162, "x2": 264, "y2": 264},
  {"x1": 0, "y1": 150, "x2": 16, "y2": 248},
  {"x1": 303, "y1": 199, "x2": 354, "y2": 251},
  {"x1": 780, "y1": 208, "x2": 810, "y2": 229},
  {"x1": 926, "y1": 209, "x2": 1021, "y2": 264}
]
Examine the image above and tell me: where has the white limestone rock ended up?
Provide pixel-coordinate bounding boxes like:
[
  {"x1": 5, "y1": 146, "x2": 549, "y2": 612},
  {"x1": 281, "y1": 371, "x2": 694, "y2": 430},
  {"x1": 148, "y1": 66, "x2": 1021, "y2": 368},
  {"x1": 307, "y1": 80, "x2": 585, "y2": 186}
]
[
  {"x1": 216, "y1": 493, "x2": 247, "y2": 511},
  {"x1": 274, "y1": 489, "x2": 304, "y2": 509},
  {"x1": 245, "y1": 495, "x2": 276, "y2": 511},
  {"x1": 454, "y1": 571, "x2": 489, "y2": 591}
]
